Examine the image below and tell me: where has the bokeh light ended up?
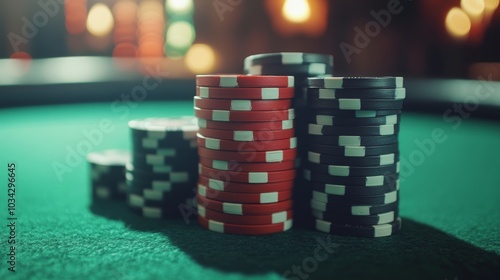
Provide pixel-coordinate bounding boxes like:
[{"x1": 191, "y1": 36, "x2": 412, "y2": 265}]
[
  {"x1": 282, "y1": 0, "x2": 311, "y2": 23},
  {"x1": 445, "y1": 8, "x2": 472, "y2": 38},
  {"x1": 484, "y1": 0, "x2": 500, "y2": 11},
  {"x1": 87, "y1": 4, "x2": 114, "y2": 37},
  {"x1": 166, "y1": 0, "x2": 193, "y2": 14},
  {"x1": 166, "y1": 21, "x2": 195, "y2": 48},
  {"x1": 185, "y1": 44, "x2": 216, "y2": 73},
  {"x1": 461, "y1": 0, "x2": 486, "y2": 17}
]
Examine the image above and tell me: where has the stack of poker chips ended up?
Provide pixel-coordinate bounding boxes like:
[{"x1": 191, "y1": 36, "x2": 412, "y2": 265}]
[
  {"x1": 194, "y1": 74, "x2": 296, "y2": 235},
  {"x1": 243, "y1": 52, "x2": 334, "y2": 226},
  {"x1": 126, "y1": 117, "x2": 198, "y2": 218},
  {"x1": 87, "y1": 150, "x2": 130, "y2": 200},
  {"x1": 304, "y1": 77, "x2": 405, "y2": 237}
]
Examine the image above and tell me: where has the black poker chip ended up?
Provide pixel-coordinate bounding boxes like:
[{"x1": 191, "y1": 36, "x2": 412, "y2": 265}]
[
  {"x1": 312, "y1": 190, "x2": 399, "y2": 205},
  {"x1": 305, "y1": 162, "x2": 400, "y2": 177},
  {"x1": 308, "y1": 123, "x2": 400, "y2": 136},
  {"x1": 307, "y1": 87, "x2": 406, "y2": 100},
  {"x1": 310, "y1": 199, "x2": 399, "y2": 216},
  {"x1": 311, "y1": 210, "x2": 398, "y2": 225},
  {"x1": 308, "y1": 114, "x2": 401, "y2": 126},
  {"x1": 304, "y1": 169, "x2": 399, "y2": 186},
  {"x1": 307, "y1": 77, "x2": 403, "y2": 89},
  {"x1": 307, "y1": 98, "x2": 404, "y2": 110},
  {"x1": 310, "y1": 108, "x2": 401, "y2": 118},
  {"x1": 307, "y1": 151, "x2": 399, "y2": 166},
  {"x1": 307, "y1": 143, "x2": 399, "y2": 157},
  {"x1": 315, "y1": 217, "x2": 402, "y2": 237},
  {"x1": 309, "y1": 180, "x2": 399, "y2": 196},
  {"x1": 308, "y1": 134, "x2": 399, "y2": 146},
  {"x1": 245, "y1": 63, "x2": 333, "y2": 76},
  {"x1": 244, "y1": 52, "x2": 334, "y2": 67}
]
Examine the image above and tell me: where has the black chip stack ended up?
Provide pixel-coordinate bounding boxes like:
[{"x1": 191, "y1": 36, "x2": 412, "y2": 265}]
[
  {"x1": 127, "y1": 117, "x2": 198, "y2": 218},
  {"x1": 88, "y1": 150, "x2": 130, "y2": 200},
  {"x1": 304, "y1": 77, "x2": 405, "y2": 237}
]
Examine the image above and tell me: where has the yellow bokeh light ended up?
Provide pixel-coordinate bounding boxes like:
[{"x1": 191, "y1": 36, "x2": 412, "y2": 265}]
[
  {"x1": 445, "y1": 8, "x2": 472, "y2": 38},
  {"x1": 484, "y1": 0, "x2": 500, "y2": 11},
  {"x1": 185, "y1": 44, "x2": 216, "y2": 73},
  {"x1": 87, "y1": 4, "x2": 114, "y2": 37},
  {"x1": 282, "y1": 0, "x2": 311, "y2": 23},
  {"x1": 166, "y1": 0, "x2": 193, "y2": 13},
  {"x1": 461, "y1": 0, "x2": 485, "y2": 16},
  {"x1": 166, "y1": 21, "x2": 195, "y2": 48}
]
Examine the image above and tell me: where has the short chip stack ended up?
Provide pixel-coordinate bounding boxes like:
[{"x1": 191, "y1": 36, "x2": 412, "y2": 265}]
[
  {"x1": 194, "y1": 75, "x2": 296, "y2": 235},
  {"x1": 87, "y1": 150, "x2": 130, "y2": 200},
  {"x1": 244, "y1": 52, "x2": 334, "y2": 226},
  {"x1": 126, "y1": 117, "x2": 198, "y2": 218},
  {"x1": 304, "y1": 77, "x2": 405, "y2": 237}
]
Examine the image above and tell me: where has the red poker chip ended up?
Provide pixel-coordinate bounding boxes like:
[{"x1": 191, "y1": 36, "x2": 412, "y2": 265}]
[
  {"x1": 198, "y1": 205, "x2": 293, "y2": 225},
  {"x1": 198, "y1": 127, "x2": 295, "y2": 141},
  {"x1": 194, "y1": 96, "x2": 292, "y2": 111},
  {"x1": 197, "y1": 118, "x2": 294, "y2": 131},
  {"x1": 194, "y1": 107, "x2": 295, "y2": 122},
  {"x1": 198, "y1": 157, "x2": 296, "y2": 172},
  {"x1": 197, "y1": 133, "x2": 297, "y2": 151},
  {"x1": 196, "y1": 86, "x2": 295, "y2": 100},
  {"x1": 198, "y1": 175, "x2": 294, "y2": 193},
  {"x1": 196, "y1": 75, "x2": 294, "y2": 88},
  {"x1": 198, "y1": 164, "x2": 296, "y2": 183},
  {"x1": 196, "y1": 194, "x2": 293, "y2": 215},
  {"x1": 198, "y1": 215, "x2": 293, "y2": 235},
  {"x1": 198, "y1": 146, "x2": 297, "y2": 162},
  {"x1": 198, "y1": 185, "x2": 293, "y2": 204}
]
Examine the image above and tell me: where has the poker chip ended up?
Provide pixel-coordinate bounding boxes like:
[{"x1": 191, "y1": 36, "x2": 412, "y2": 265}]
[
  {"x1": 244, "y1": 53, "x2": 334, "y2": 68},
  {"x1": 308, "y1": 134, "x2": 399, "y2": 146},
  {"x1": 194, "y1": 107, "x2": 295, "y2": 122},
  {"x1": 196, "y1": 75, "x2": 294, "y2": 88},
  {"x1": 198, "y1": 164, "x2": 296, "y2": 183},
  {"x1": 198, "y1": 205, "x2": 293, "y2": 225},
  {"x1": 194, "y1": 96, "x2": 292, "y2": 111},
  {"x1": 315, "y1": 217, "x2": 402, "y2": 238},
  {"x1": 313, "y1": 109, "x2": 401, "y2": 118},
  {"x1": 312, "y1": 190, "x2": 399, "y2": 205},
  {"x1": 311, "y1": 210, "x2": 397, "y2": 225},
  {"x1": 197, "y1": 134, "x2": 297, "y2": 151},
  {"x1": 197, "y1": 195, "x2": 293, "y2": 215},
  {"x1": 308, "y1": 114, "x2": 400, "y2": 126},
  {"x1": 198, "y1": 146, "x2": 297, "y2": 162},
  {"x1": 304, "y1": 169, "x2": 398, "y2": 186},
  {"x1": 246, "y1": 63, "x2": 333, "y2": 76},
  {"x1": 305, "y1": 162, "x2": 400, "y2": 177},
  {"x1": 307, "y1": 77, "x2": 403, "y2": 89},
  {"x1": 307, "y1": 143, "x2": 399, "y2": 157},
  {"x1": 87, "y1": 150, "x2": 130, "y2": 200},
  {"x1": 308, "y1": 123, "x2": 399, "y2": 136},
  {"x1": 197, "y1": 118, "x2": 294, "y2": 131},
  {"x1": 310, "y1": 199, "x2": 399, "y2": 216},
  {"x1": 307, "y1": 88, "x2": 406, "y2": 100},
  {"x1": 126, "y1": 117, "x2": 199, "y2": 218},
  {"x1": 198, "y1": 127, "x2": 295, "y2": 141},
  {"x1": 309, "y1": 180, "x2": 400, "y2": 196},
  {"x1": 198, "y1": 185, "x2": 293, "y2": 204},
  {"x1": 198, "y1": 158, "x2": 295, "y2": 172},
  {"x1": 198, "y1": 215, "x2": 293, "y2": 235},
  {"x1": 308, "y1": 98, "x2": 404, "y2": 110},
  {"x1": 196, "y1": 86, "x2": 295, "y2": 100},
  {"x1": 307, "y1": 152, "x2": 398, "y2": 166},
  {"x1": 198, "y1": 175, "x2": 294, "y2": 193}
]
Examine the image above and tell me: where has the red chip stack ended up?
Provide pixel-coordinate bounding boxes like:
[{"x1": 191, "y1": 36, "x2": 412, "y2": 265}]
[{"x1": 194, "y1": 74, "x2": 296, "y2": 235}]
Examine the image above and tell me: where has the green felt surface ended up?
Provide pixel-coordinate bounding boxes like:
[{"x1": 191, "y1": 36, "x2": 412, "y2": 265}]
[{"x1": 0, "y1": 101, "x2": 500, "y2": 280}]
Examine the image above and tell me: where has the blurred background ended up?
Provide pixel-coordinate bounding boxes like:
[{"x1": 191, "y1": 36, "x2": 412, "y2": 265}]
[{"x1": 0, "y1": 0, "x2": 499, "y2": 80}]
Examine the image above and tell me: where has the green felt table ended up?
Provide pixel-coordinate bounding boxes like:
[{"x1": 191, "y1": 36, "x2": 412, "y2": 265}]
[{"x1": 0, "y1": 101, "x2": 499, "y2": 280}]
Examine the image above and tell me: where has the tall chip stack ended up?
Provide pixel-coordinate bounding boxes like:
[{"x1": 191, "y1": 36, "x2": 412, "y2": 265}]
[
  {"x1": 304, "y1": 77, "x2": 405, "y2": 237},
  {"x1": 243, "y1": 52, "x2": 334, "y2": 226},
  {"x1": 87, "y1": 150, "x2": 130, "y2": 200},
  {"x1": 194, "y1": 75, "x2": 295, "y2": 235},
  {"x1": 126, "y1": 118, "x2": 199, "y2": 218}
]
